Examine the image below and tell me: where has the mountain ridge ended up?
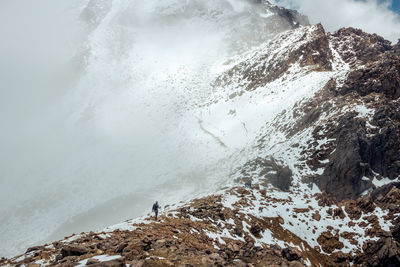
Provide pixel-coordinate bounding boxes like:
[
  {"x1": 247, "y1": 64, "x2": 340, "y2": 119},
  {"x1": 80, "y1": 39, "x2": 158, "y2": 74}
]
[
  {"x1": 2, "y1": 20, "x2": 400, "y2": 266},
  {"x1": 2, "y1": 0, "x2": 400, "y2": 265}
]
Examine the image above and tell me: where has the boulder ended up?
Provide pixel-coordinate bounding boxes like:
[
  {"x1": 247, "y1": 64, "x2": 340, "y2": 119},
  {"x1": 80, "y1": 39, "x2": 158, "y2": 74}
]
[
  {"x1": 61, "y1": 245, "x2": 89, "y2": 258},
  {"x1": 250, "y1": 224, "x2": 262, "y2": 237},
  {"x1": 317, "y1": 231, "x2": 344, "y2": 253},
  {"x1": 312, "y1": 211, "x2": 321, "y2": 222},
  {"x1": 282, "y1": 247, "x2": 302, "y2": 261},
  {"x1": 25, "y1": 246, "x2": 43, "y2": 253},
  {"x1": 114, "y1": 243, "x2": 128, "y2": 253},
  {"x1": 234, "y1": 227, "x2": 243, "y2": 237}
]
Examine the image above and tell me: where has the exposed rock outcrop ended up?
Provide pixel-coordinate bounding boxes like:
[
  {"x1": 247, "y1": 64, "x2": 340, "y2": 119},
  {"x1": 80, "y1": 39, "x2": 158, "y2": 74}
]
[
  {"x1": 237, "y1": 156, "x2": 293, "y2": 191},
  {"x1": 61, "y1": 245, "x2": 89, "y2": 258},
  {"x1": 288, "y1": 27, "x2": 400, "y2": 201},
  {"x1": 3, "y1": 182, "x2": 399, "y2": 267},
  {"x1": 216, "y1": 24, "x2": 332, "y2": 92}
]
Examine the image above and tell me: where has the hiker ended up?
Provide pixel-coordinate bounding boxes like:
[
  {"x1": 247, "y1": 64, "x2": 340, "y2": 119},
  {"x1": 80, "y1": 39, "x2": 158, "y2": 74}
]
[{"x1": 152, "y1": 201, "x2": 160, "y2": 221}]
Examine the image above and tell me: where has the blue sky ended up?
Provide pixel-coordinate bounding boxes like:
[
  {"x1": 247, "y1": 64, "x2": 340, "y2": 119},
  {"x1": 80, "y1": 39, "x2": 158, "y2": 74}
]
[{"x1": 389, "y1": 0, "x2": 400, "y2": 12}]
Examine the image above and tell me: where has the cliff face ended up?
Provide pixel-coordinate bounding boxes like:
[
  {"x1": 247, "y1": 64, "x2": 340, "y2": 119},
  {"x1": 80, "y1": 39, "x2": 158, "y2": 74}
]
[
  {"x1": 2, "y1": 2, "x2": 400, "y2": 266},
  {"x1": 308, "y1": 28, "x2": 400, "y2": 201}
]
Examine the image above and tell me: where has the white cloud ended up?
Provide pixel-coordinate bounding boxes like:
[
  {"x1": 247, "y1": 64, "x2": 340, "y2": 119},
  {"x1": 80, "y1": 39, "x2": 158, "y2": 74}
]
[{"x1": 272, "y1": 0, "x2": 400, "y2": 42}]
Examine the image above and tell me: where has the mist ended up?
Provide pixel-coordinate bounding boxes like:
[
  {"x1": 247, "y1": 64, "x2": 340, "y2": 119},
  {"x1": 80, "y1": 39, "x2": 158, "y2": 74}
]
[
  {"x1": 0, "y1": 0, "x2": 299, "y2": 257},
  {"x1": 272, "y1": 0, "x2": 400, "y2": 42}
]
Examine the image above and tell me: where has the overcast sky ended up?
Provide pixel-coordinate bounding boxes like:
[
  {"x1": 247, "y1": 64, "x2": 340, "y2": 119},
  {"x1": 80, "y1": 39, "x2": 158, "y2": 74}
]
[{"x1": 272, "y1": 0, "x2": 400, "y2": 42}]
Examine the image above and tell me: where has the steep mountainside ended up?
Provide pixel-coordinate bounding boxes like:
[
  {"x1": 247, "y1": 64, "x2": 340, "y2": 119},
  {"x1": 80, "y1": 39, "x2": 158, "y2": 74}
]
[
  {"x1": 0, "y1": 0, "x2": 311, "y2": 258},
  {"x1": 2, "y1": 1, "x2": 400, "y2": 267}
]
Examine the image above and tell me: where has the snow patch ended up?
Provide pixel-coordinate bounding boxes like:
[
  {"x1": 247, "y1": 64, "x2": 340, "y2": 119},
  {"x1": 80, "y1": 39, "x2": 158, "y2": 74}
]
[
  {"x1": 372, "y1": 177, "x2": 399, "y2": 187},
  {"x1": 76, "y1": 255, "x2": 122, "y2": 267}
]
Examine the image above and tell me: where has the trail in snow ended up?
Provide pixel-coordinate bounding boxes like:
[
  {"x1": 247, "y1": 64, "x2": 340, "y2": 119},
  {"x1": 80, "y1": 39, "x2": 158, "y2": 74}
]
[{"x1": 198, "y1": 119, "x2": 228, "y2": 148}]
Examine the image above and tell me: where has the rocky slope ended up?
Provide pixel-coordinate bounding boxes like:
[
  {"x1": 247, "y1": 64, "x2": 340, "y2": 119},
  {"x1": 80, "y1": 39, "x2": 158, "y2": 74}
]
[
  {"x1": 1, "y1": 182, "x2": 399, "y2": 266},
  {"x1": 2, "y1": 1, "x2": 400, "y2": 266},
  {"x1": 0, "y1": 0, "x2": 312, "y2": 257}
]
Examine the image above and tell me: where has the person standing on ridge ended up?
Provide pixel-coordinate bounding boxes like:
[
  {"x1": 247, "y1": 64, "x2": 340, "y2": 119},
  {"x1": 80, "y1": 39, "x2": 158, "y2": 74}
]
[{"x1": 152, "y1": 201, "x2": 160, "y2": 221}]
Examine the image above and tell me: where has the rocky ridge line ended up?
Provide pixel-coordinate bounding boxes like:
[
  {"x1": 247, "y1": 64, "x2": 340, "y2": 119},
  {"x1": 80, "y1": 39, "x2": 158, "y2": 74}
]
[{"x1": 2, "y1": 20, "x2": 400, "y2": 267}]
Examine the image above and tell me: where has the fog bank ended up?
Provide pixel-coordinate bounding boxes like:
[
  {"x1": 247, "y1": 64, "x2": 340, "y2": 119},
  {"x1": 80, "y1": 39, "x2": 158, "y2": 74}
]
[{"x1": 0, "y1": 0, "x2": 293, "y2": 257}]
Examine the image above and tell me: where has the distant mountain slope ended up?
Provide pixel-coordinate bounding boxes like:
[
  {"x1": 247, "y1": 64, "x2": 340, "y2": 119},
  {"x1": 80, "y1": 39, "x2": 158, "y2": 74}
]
[
  {"x1": 2, "y1": 0, "x2": 400, "y2": 265},
  {"x1": 2, "y1": 19, "x2": 400, "y2": 266},
  {"x1": 0, "y1": 0, "x2": 312, "y2": 258}
]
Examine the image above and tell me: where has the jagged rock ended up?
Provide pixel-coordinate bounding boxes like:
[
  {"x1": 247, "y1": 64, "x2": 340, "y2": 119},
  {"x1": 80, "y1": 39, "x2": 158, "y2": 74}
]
[
  {"x1": 327, "y1": 207, "x2": 346, "y2": 219},
  {"x1": 336, "y1": 54, "x2": 400, "y2": 98},
  {"x1": 363, "y1": 214, "x2": 378, "y2": 224},
  {"x1": 332, "y1": 251, "x2": 350, "y2": 263},
  {"x1": 25, "y1": 246, "x2": 43, "y2": 253},
  {"x1": 61, "y1": 245, "x2": 89, "y2": 258},
  {"x1": 372, "y1": 184, "x2": 400, "y2": 203},
  {"x1": 22, "y1": 257, "x2": 34, "y2": 263},
  {"x1": 239, "y1": 157, "x2": 293, "y2": 191},
  {"x1": 55, "y1": 254, "x2": 63, "y2": 261},
  {"x1": 372, "y1": 185, "x2": 400, "y2": 217},
  {"x1": 385, "y1": 187, "x2": 400, "y2": 203},
  {"x1": 234, "y1": 227, "x2": 243, "y2": 237},
  {"x1": 300, "y1": 26, "x2": 400, "y2": 202},
  {"x1": 315, "y1": 191, "x2": 335, "y2": 207},
  {"x1": 357, "y1": 196, "x2": 375, "y2": 213},
  {"x1": 250, "y1": 224, "x2": 262, "y2": 237},
  {"x1": 333, "y1": 207, "x2": 345, "y2": 219},
  {"x1": 343, "y1": 200, "x2": 362, "y2": 220},
  {"x1": 217, "y1": 24, "x2": 332, "y2": 91},
  {"x1": 317, "y1": 231, "x2": 344, "y2": 253},
  {"x1": 330, "y1": 27, "x2": 391, "y2": 66},
  {"x1": 53, "y1": 241, "x2": 62, "y2": 249},
  {"x1": 269, "y1": 3, "x2": 310, "y2": 27},
  {"x1": 315, "y1": 113, "x2": 373, "y2": 200},
  {"x1": 114, "y1": 243, "x2": 128, "y2": 253},
  {"x1": 392, "y1": 224, "x2": 400, "y2": 244},
  {"x1": 282, "y1": 247, "x2": 302, "y2": 261},
  {"x1": 355, "y1": 237, "x2": 400, "y2": 266},
  {"x1": 365, "y1": 224, "x2": 388, "y2": 239}
]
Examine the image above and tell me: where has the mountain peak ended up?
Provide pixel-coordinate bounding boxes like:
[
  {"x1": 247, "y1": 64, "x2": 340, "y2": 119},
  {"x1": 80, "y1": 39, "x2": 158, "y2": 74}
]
[{"x1": 1, "y1": 1, "x2": 400, "y2": 266}]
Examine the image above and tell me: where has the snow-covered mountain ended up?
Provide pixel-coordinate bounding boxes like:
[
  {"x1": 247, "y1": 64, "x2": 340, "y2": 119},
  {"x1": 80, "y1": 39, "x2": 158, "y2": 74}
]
[
  {"x1": 0, "y1": 0, "x2": 308, "y2": 258},
  {"x1": 1, "y1": 0, "x2": 400, "y2": 265}
]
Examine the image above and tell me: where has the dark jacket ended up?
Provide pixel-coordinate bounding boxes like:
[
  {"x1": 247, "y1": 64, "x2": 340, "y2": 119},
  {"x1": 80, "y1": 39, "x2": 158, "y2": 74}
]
[{"x1": 152, "y1": 202, "x2": 159, "y2": 212}]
